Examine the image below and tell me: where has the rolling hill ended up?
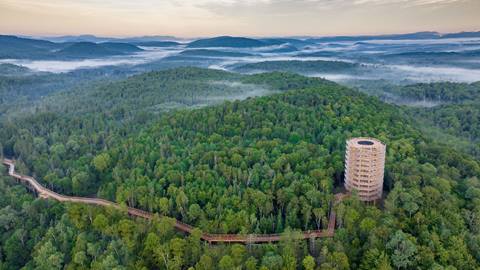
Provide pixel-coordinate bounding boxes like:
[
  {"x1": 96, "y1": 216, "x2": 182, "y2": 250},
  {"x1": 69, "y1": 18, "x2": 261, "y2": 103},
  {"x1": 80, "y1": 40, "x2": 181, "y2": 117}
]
[
  {"x1": 234, "y1": 60, "x2": 358, "y2": 74},
  {"x1": 179, "y1": 49, "x2": 253, "y2": 57},
  {"x1": 0, "y1": 63, "x2": 31, "y2": 76},
  {"x1": 56, "y1": 42, "x2": 143, "y2": 58},
  {"x1": 0, "y1": 35, "x2": 58, "y2": 59},
  {"x1": 260, "y1": 38, "x2": 313, "y2": 47},
  {"x1": 134, "y1": 41, "x2": 182, "y2": 47},
  {"x1": 441, "y1": 31, "x2": 480, "y2": 39},
  {"x1": 0, "y1": 35, "x2": 143, "y2": 59},
  {"x1": 1, "y1": 68, "x2": 480, "y2": 269},
  {"x1": 187, "y1": 36, "x2": 267, "y2": 48},
  {"x1": 262, "y1": 45, "x2": 299, "y2": 53},
  {"x1": 307, "y1": 31, "x2": 441, "y2": 43},
  {"x1": 99, "y1": 42, "x2": 143, "y2": 53}
]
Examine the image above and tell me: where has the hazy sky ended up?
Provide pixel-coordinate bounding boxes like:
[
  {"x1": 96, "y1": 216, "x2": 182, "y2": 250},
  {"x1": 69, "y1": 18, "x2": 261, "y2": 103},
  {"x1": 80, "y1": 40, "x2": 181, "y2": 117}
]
[{"x1": 1, "y1": 0, "x2": 479, "y2": 37}]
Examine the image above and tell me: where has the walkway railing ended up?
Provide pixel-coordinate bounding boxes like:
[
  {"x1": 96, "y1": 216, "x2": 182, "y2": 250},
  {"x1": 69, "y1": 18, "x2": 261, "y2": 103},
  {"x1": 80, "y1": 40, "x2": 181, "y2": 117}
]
[{"x1": 2, "y1": 159, "x2": 345, "y2": 244}]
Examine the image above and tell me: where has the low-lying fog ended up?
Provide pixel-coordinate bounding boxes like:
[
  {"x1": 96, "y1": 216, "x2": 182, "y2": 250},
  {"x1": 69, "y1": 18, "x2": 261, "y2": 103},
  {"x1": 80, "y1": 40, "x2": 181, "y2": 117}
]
[
  {"x1": 386, "y1": 65, "x2": 480, "y2": 83},
  {"x1": 0, "y1": 47, "x2": 183, "y2": 73},
  {"x1": 3, "y1": 37, "x2": 480, "y2": 85},
  {"x1": 146, "y1": 81, "x2": 275, "y2": 112}
]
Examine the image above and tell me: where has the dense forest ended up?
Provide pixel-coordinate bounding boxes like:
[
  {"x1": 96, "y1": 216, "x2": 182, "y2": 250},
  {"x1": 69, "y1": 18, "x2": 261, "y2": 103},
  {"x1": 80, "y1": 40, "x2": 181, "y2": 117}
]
[
  {"x1": 0, "y1": 68, "x2": 333, "y2": 197},
  {"x1": 401, "y1": 82, "x2": 480, "y2": 157},
  {"x1": 388, "y1": 81, "x2": 480, "y2": 103},
  {"x1": 354, "y1": 80, "x2": 480, "y2": 157},
  {"x1": 1, "y1": 68, "x2": 480, "y2": 269},
  {"x1": 234, "y1": 60, "x2": 359, "y2": 74},
  {"x1": 0, "y1": 64, "x2": 139, "y2": 116}
]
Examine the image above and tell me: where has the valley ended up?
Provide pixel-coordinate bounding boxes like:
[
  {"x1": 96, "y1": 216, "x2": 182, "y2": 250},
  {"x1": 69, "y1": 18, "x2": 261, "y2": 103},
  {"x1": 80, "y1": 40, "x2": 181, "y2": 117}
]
[{"x1": 0, "y1": 32, "x2": 480, "y2": 269}]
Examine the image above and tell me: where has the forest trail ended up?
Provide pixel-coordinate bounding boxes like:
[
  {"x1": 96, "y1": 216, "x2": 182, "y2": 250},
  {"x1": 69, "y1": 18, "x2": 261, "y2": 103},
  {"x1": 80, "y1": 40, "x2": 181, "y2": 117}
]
[{"x1": 2, "y1": 159, "x2": 345, "y2": 244}]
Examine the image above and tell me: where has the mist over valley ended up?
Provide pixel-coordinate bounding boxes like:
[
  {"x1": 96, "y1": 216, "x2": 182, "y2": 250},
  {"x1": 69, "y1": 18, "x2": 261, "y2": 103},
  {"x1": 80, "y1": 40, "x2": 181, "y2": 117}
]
[{"x1": 2, "y1": 0, "x2": 480, "y2": 267}]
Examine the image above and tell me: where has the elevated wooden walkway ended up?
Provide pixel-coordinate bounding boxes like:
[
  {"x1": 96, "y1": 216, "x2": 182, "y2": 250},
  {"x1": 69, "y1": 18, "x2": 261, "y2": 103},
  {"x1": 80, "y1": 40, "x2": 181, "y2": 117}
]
[{"x1": 2, "y1": 159, "x2": 346, "y2": 244}]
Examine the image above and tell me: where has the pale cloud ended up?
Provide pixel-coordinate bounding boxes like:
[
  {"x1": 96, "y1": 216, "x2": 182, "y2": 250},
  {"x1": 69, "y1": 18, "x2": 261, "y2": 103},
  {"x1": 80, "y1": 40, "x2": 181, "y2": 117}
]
[
  {"x1": 194, "y1": 0, "x2": 467, "y2": 9},
  {"x1": 352, "y1": 0, "x2": 468, "y2": 7},
  {"x1": 1, "y1": 0, "x2": 467, "y2": 13},
  {"x1": 353, "y1": 0, "x2": 463, "y2": 4},
  {"x1": 0, "y1": 0, "x2": 478, "y2": 37}
]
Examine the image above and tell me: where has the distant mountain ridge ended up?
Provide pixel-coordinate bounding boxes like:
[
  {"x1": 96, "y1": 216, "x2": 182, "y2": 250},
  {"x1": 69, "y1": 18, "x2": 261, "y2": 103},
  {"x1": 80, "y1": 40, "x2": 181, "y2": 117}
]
[
  {"x1": 1, "y1": 30, "x2": 479, "y2": 60},
  {"x1": 99, "y1": 42, "x2": 143, "y2": 53},
  {"x1": 441, "y1": 31, "x2": 480, "y2": 39},
  {"x1": 133, "y1": 41, "x2": 182, "y2": 47},
  {"x1": 179, "y1": 49, "x2": 253, "y2": 57},
  {"x1": 307, "y1": 31, "x2": 480, "y2": 43},
  {"x1": 308, "y1": 32, "x2": 441, "y2": 43},
  {"x1": 0, "y1": 35, "x2": 143, "y2": 59},
  {"x1": 37, "y1": 35, "x2": 180, "y2": 43},
  {"x1": 0, "y1": 35, "x2": 57, "y2": 59},
  {"x1": 187, "y1": 36, "x2": 267, "y2": 48},
  {"x1": 384, "y1": 49, "x2": 480, "y2": 58},
  {"x1": 262, "y1": 45, "x2": 299, "y2": 53},
  {"x1": 57, "y1": 42, "x2": 143, "y2": 58},
  {"x1": 20, "y1": 30, "x2": 480, "y2": 46}
]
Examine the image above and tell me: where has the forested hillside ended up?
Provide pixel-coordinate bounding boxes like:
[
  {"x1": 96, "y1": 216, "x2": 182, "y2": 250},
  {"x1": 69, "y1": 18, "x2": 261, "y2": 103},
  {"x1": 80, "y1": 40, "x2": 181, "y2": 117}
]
[
  {"x1": 1, "y1": 69, "x2": 480, "y2": 269},
  {"x1": 389, "y1": 81, "x2": 480, "y2": 103},
  {"x1": 399, "y1": 82, "x2": 480, "y2": 156},
  {"x1": 356, "y1": 80, "x2": 480, "y2": 157},
  {"x1": 0, "y1": 65, "x2": 137, "y2": 116},
  {"x1": 0, "y1": 35, "x2": 143, "y2": 59},
  {"x1": 234, "y1": 60, "x2": 359, "y2": 74},
  {"x1": 179, "y1": 49, "x2": 253, "y2": 58},
  {"x1": 56, "y1": 42, "x2": 143, "y2": 58},
  {"x1": 0, "y1": 68, "x2": 329, "y2": 195},
  {"x1": 187, "y1": 36, "x2": 266, "y2": 48}
]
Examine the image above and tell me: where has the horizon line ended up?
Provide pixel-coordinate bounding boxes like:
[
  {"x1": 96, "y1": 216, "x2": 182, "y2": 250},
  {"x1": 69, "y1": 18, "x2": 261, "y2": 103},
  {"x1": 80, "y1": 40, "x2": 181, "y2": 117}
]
[{"x1": 2, "y1": 29, "x2": 480, "y2": 40}]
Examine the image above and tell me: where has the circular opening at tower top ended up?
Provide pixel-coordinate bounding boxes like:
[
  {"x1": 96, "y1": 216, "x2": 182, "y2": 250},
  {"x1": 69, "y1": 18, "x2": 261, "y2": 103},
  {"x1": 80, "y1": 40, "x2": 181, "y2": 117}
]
[{"x1": 357, "y1": 140, "x2": 374, "y2": 146}]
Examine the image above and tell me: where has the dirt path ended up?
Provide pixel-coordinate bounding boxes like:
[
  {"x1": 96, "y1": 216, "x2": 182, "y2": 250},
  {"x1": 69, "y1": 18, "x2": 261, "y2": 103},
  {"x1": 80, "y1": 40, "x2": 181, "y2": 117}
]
[{"x1": 2, "y1": 159, "x2": 346, "y2": 244}]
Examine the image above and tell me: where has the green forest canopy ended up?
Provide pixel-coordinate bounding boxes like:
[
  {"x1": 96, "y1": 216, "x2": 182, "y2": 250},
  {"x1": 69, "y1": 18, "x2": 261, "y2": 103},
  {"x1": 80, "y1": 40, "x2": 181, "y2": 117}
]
[{"x1": 0, "y1": 68, "x2": 480, "y2": 269}]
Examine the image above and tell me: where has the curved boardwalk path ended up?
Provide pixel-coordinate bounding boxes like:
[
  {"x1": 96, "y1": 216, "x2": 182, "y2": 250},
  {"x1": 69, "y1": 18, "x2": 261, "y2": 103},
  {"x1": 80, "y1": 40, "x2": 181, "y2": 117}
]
[{"x1": 2, "y1": 159, "x2": 346, "y2": 244}]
